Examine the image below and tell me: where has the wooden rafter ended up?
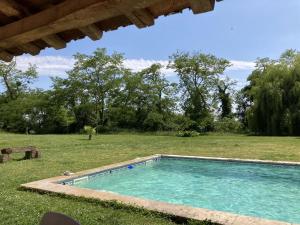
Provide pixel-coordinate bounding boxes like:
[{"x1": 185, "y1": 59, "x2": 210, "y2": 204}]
[
  {"x1": 125, "y1": 9, "x2": 154, "y2": 28},
  {"x1": 113, "y1": 1, "x2": 155, "y2": 28},
  {"x1": 79, "y1": 25, "x2": 103, "y2": 41},
  {"x1": 0, "y1": 0, "x2": 161, "y2": 49},
  {"x1": 0, "y1": 51, "x2": 13, "y2": 62},
  {"x1": 0, "y1": 0, "x2": 66, "y2": 58},
  {"x1": 18, "y1": 43, "x2": 41, "y2": 55},
  {"x1": 42, "y1": 34, "x2": 66, "y2": 49},
  {"x1": 0, "y1": 0, "x2": 30, "y2": 17},
  {"x1": 189, "y1": 0, "x2": 215, "y2": 14},
  {"x1": 0, "y1": 0, "x2": 217, "y2": 61}
]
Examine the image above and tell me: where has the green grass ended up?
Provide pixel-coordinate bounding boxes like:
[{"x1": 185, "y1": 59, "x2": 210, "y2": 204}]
[{"x1": 1, "y1": 133, "x2": 300, "y2": 225}]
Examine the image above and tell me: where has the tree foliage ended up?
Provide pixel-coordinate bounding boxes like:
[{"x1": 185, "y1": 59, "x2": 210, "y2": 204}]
[
  {"x1": 3, "y1": 49, "x2": 300, "y2": 136},
  {"x1": 241, "y1": 49, "x2": 300, "y2": 135},
  {"x1": 169, "y1": 51, "x2": 231, "y2": 131},
  {"x1": 51, "y1": 49, "x2": 179, "y2": 133},
  {"x1": 0, "y1": 60, "x2": 37, "y2": 100}
]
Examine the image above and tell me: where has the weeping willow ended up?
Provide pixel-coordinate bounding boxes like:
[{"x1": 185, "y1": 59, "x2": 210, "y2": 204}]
[{"x1": 247, "y1": 51, "x2": 300, "y2": 135}]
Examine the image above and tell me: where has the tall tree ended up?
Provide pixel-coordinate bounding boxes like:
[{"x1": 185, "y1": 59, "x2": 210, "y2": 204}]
[
  {"x1": 0, "y1": 59, "x2": 37, "y2": 100},
  {"x1": 215, "y1": 77, "x2": 236, "y2": 118},
  {"x1": 245, "y1": 50, "x2": 300, "y2": 135},
  {"x1": 169, "y1": 51, "x2": 231, "y2": 130},
  {"x1": 111, "y1": 64, "x2": 178, "y2": 131},
  {"x1": 53, "y1": 48, "x2": 125, "y2": 130},
  {"x1": 139, "y1": 64, "x2": 178, "y2": 130}
]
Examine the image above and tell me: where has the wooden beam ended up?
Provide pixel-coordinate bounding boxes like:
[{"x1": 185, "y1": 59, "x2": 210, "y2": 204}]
[
  {"x1": 189, "y1": 0, "x2": 215, "y2": 14},
  {"x1": 42, "y1": 34, "x2": 66, "y2": 49},
  {"x1": 0, "y1": 0, "x2": 161, "y2": 50},
  {"x1": 18, "y1": 43, "x2": 40, "y2": 55},
  {"x1": 79, "y1": 24, "x2": 103, "y2": 41},
  {"x1": 113, "y1": 2, "x2": 154, "y2": 28},
  {"x1": 0, "y1": 0, "x2": 30, "y2": 17},
  {"x1": 0, "y1": 0, "x2": 22, "y2": 17},
  {"x1": 125, "y1": 9, "x2": 154, "y2": 28},
  {"x1": 0, "y1": 51, "x2": 13, "y2": 62},
  {"x1": 0, "y1": 0, "x2": 65, "y2": 51}
]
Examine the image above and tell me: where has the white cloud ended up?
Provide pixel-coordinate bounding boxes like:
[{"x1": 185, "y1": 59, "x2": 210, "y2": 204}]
[
  {"x1": 15, "y1": 55, "x2": 255, "y2": 79},
  {"x1": 123, "y1": 59, "x2": 175, "y2": 76},
  {"x1": 16, "y1": 55, "x2": 75, "y2": 77},
  {"x1": 228, "y1": 60, "x2": 256, "y2": 71}
]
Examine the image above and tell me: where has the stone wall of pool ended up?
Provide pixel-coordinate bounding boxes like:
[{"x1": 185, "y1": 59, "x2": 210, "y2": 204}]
[{"x1": 21, "y1": 154, "x2": 300, "y2": 225}]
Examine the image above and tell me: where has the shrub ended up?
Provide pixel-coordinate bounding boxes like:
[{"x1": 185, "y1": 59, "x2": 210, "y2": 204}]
[
  {"x1": 176, "y1": 130, "x2": 200, "y2": 137},
  {"x1": 83, "y1": 125, "x2": 96, "y2": 140},
  {"x1": 213, "y1": 117, "x2": 242, "y2": 133},
  {"x1": 143, "y1": 112, "x2": 165, "y2": 131}
]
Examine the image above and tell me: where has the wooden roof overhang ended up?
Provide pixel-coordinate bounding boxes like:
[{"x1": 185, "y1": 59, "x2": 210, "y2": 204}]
[{"x1": 0, "y1": 0, "x2": 217, "y2": 62}]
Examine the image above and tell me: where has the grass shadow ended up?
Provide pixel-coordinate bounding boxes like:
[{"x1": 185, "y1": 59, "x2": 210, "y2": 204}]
[{"x1": 19, "y1": 187, "x2": 220, "y2": 225}]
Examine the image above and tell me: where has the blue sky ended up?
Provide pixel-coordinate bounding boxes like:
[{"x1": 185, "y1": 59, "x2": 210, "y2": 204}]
[{"x1": 12, "y1": 0, "x2": 300, "y2": 90}]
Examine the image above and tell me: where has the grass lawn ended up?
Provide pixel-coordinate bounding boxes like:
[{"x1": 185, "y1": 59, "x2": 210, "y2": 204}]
[{"x1": 1, "y1": 133, "x2": 300, "y2": 225}]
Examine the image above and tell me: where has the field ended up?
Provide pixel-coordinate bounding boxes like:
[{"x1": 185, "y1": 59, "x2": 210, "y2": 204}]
[{"x1": 1, "y1": 133, "x2": 300, "y2": 225}]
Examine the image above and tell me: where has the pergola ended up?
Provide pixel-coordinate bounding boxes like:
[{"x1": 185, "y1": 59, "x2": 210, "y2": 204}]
[{"x1": 0, "y1": 0, "x2": 217, "y2": 62}]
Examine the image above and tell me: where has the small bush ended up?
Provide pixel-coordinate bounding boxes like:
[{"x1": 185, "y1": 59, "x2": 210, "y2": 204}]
[
  {"x1": 83, "y1": 125, "x2": 96, "y2": 140},
  {"x1": 176, "y1": 130, "x2": 200, "y2": 137},
  {"x1": 143, "y1": 112, "x2": 165, "y2": 131},
  {"x1": 96, "y1": 124, "x2": 112, "y2": 133},
  {"x1": 213, "y1": 117, "x2": 242, "y2": 133}
]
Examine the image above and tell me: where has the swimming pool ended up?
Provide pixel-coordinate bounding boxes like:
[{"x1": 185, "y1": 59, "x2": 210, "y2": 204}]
[{"x1": 22, "y1": 155, "x2": 300, "y2": 225}]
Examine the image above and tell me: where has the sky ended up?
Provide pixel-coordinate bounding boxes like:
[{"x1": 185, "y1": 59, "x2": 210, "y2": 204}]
[{"x1": 12, "y1": 0, "x2": 300, "y2": 90}]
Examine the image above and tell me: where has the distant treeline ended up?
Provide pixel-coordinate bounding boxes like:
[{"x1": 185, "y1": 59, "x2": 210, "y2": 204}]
[{"x1": 0, "y1": 48, "x2": 300, "y2": 136}]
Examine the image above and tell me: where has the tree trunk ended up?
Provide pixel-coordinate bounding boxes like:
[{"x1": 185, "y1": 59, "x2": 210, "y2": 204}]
[
  {"x1": 100, "y1": 96, "x2": 105, "y2": 125},
  {"x1": 2, "y1": 74, "x2": 15, "y2": 99},
  {"x1": 88, "y1": 134, "x2": 92, "y2": 140}
]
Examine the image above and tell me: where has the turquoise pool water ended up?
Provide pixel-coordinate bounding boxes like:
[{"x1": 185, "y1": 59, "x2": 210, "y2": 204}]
[{"x1": 71, "y1": 157, "x2": 300, "y2": 224}]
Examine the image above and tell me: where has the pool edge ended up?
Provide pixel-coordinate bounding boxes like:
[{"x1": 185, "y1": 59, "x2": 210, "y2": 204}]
[
  {"x1": 21, "y1": 154, "x2": 299, "y2": 225},
  {"x1": 162, "y1": 154, "x2": 300, "y2": 166}
]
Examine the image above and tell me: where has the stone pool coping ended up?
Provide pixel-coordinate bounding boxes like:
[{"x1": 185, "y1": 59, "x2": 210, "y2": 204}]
[{"x1": 21, "y1": 154, "x2": 300, "y2": 225}]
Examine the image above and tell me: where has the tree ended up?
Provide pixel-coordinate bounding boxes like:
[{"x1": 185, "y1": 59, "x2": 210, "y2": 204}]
[
  {"x1": 0, "y1": 59, "x2": 37, "y2": 100},
  {"x1": 235, "y1": 87, "x2": 251, "y2": 128},
  {"x1": 84, "y1": 126, "x2": 96, "y2": 140},
  {"x1": 111, "y1": 63, "x2": 178, "y2": 131},
  {"x1": 0, "y1": 91, "x2": 75, "y2": 133},
  {"x1": 169, "y1": 51, "x2": 231, "y2": 130},
  {"x1": 139, "y1": 64, "x2": 178, "y2": 130},
  {"x1": 53, "y1": 48, "x2": 126, "y2": 131},
  {"x1": 245, "y1": 50, "x2": 300, "y2": 135},
  {"x1": 215, "y1": 77, "x2": 236, "y2": 118}
]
